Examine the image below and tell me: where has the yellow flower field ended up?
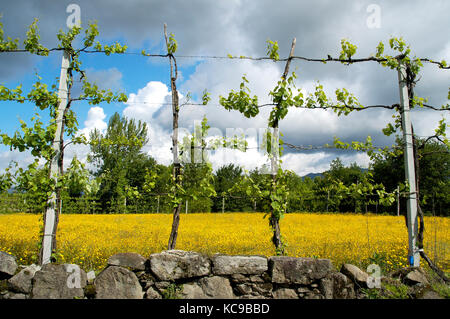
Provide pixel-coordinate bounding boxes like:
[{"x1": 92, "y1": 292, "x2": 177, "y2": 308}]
[{"x1": 0, "y1": 213, "x2": 448, "y2": 274}]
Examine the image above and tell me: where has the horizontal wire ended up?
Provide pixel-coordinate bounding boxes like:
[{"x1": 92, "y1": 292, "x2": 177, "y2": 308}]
[{"x1": 2, "y1": 47, "x2": 449, "y2": 69}]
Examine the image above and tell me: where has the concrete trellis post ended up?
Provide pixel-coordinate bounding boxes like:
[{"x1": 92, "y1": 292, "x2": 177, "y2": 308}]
[
  {"x1": 397, "y1": 62, "x2": 420, "y2": 267},
  {"x1": 40, "y1": 50, "x2": 70, "y2": 265}
]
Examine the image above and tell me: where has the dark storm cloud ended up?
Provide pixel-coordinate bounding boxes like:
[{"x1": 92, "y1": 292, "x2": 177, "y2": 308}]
[
  {"x1": 1, "y1": 0, "x2": 245, "y2": 50},
  {"x1": 0, "y1": 52, "x2": 34, "y2": 81},
  {"x1": 0, "y1": 0, "x2": 448, "y2": 172}
]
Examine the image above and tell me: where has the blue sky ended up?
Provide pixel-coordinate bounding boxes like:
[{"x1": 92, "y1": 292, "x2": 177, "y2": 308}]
[
  {"x1": 1, "y1": 40, "x2": 173, "y2": 136},
  {"x1": 0, "y1": 34, "x2": 203, "y2": 154},
  {"x1": 0, "y1": 0, "x2": 448, "y2": 175}
]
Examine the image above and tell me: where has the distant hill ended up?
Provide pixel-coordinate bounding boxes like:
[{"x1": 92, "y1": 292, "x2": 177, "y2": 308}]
[
  {"x1": 301, "y1": 172, "x2": 323, "y2": 180},
  {"x1": 301, "y1": 168, "x2": 368, "y2": 180}
]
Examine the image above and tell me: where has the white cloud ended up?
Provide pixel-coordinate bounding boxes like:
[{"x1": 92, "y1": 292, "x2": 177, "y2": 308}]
[
  {"x1": 208, "y1": 148, "x2": 267, "y2": 172},
  {"x1": 123, "y1": 81, "x2": 176, "y2": 166},
  {"x1": 179, "y1": 59, "x2": 281, "y2": 130},
  {"x1": 63, "y1": 144, "x2": 91, "y2": 171},
  {"x1": 123, "y1": 81, "x2": 171, "y2": 122},
  {"x1": 65, "y1": 82, "x2": 176, "y2": 170},
  {"x1": 63, "y1": 106, "x2": 108, "y2": 171},
  {"x1": 281, "y1": 152, "x2": 332, "y2": 176},
  {"x1": 0, "y1": 149, "x2": 36, "y2": 171},
  {"x1": 78, "y1": 106, "x2": 108, "y2": 138}
]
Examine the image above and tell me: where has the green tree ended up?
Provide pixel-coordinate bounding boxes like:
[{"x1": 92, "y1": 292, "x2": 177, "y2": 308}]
[
  {"x1": 88, "y1": 112, "x2": 155, "y2": 213},
  {"x1": 294, "y1": 176, "x2": 318, "y2": 212},
  {"x1": 182, "y1": 163, "x2": 215, "y2": 212},
  {"x1": 212, "y1": 164, "x2": 246, "y2": 212},
  {"x1": 283, "y1": 171, "x2": 312, "y2": 213},
  {"x1": 152, "y1": 164, "x2": 172, "y2": 213},
  {"x1": 59, "y1": 156, "x2": 101, "y2": 214},
  {"x1": 322, "y1": 159, "x2": 365, "y2": 212},
  {"x1": 371, "y1": 137, "x2": 449, "y2": 216},
  {"x1": 64, "y1": 156, "x2": 90, "y2": 198},
  {"x1": 175, "y1": 117, "x2": 218, "y2": 213},
  {"x1": 0, "y1": 169, "x2": 12, "y2": 194},
  {"x1": 8, "y1": 161, "x2": 51, "y2": 214}
]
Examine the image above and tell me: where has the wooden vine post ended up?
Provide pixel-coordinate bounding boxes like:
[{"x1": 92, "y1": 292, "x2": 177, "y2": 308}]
[
  {"x1": 269, "y1": 38, "x2": 296, "y2": 254},
  {"x1": 165, "y1": 23, "x2": 183, "y2": 250}
]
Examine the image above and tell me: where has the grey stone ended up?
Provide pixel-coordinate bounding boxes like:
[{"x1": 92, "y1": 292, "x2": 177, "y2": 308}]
[
  {"x1": 230, "y1": 274, "x2": 248, "y2": 283},
  {"x1": 198, "y1": 276, "x2": 235, "y2": 299},
  {"x1": 149, "y1": 250, "x2": 211, "y2": 281},
  {"x1": 142, "y1": 281, "x2": 153, "y2": 290},
  {"x1": 252, "y1": 283, "x2": 273, "y2": 296},
  {"x1": 273, "y1": 288, "x2": 298, "y2": 299},
  {"x1": 213, "y1": 254, "x2": 268, "y2": 275},
  {"x1": 94, "y1": 266, "x2": 143, "y2": 299},
  {"x1": 0, "y1": 251, "x2": 18, "y2": 279},
  {"x1": 269, "y1": 256, "x2": 333, "y2": 285},
  {"x1": 404, "y1": 268, "x2": 429, "y2": 286},
  {"x1": 235, "y1": 282, "x2": 272, "y2": 296},
  {"x1": 297, "y1": 286, "x2": 311, "y2": 293},
  {"x1": 155, "y1": 281, "x2": 171, "y2": 291},
  {"x1": 332, "y1": 272, "x2": 355, "y2": 299},
  {"x1": 31, "y1": 264, "x2": 87, "y2": 299},
  {"x1": 145, "y1": 286, "x2": 162, "y2": 299},
  {"x1": 230, "y1": 273, "x2": 269, "y2": 285},
  {"x1": 319, "y1": 275, "x2": 334, "y2": 299},
  {"x1": 249, "y1": 275, "x2": 265, "y2": 283},
  {"x1": 239, "y1": 294, "x2": 268, "y2": 299},
  {"x1": 236, "y1": 284, "x2": 253, "y2": 295},
  {"x1": 181, "y1": 282, "x2": 205, "y2": 299},
  {"x1": 8, "y1": 264, "x2": 40, "y2": 294},
  {"x1": 298, "y1": 286, "x2": 320, "y2": 299},
  {"x1": 3, "y1": 292, "x2": 27, "y2": 299},
  {"x1": 136, "y1": 271, "x2": 155, "y2": 289},
  {"x1": 340, "y1": 264, "x2": 369, "y2": 288},
  {"x1": 107, "y1": 253, "x2": 147, "y2": 271},
  {"x1": 391, "y1": 267, "x2": 431, "y2": 287},
  {"x1": 181, "y1": 276, "x2": 235, "y2": 299}
]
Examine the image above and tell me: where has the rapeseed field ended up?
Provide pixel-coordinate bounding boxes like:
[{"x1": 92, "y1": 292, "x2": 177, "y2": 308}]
[{"x1": 0, "y1": 213, "x2": 448, "y2": 274}]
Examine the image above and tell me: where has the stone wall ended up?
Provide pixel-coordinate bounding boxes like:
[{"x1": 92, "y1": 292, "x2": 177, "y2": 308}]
[{"x1": 0, "y1": 250, "x2": 439, "y2": 299}]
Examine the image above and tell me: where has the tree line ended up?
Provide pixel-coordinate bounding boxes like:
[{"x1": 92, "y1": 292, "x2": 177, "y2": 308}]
[{"x1": 1, "y1": 111, "x2": 447, "y2": 216}]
